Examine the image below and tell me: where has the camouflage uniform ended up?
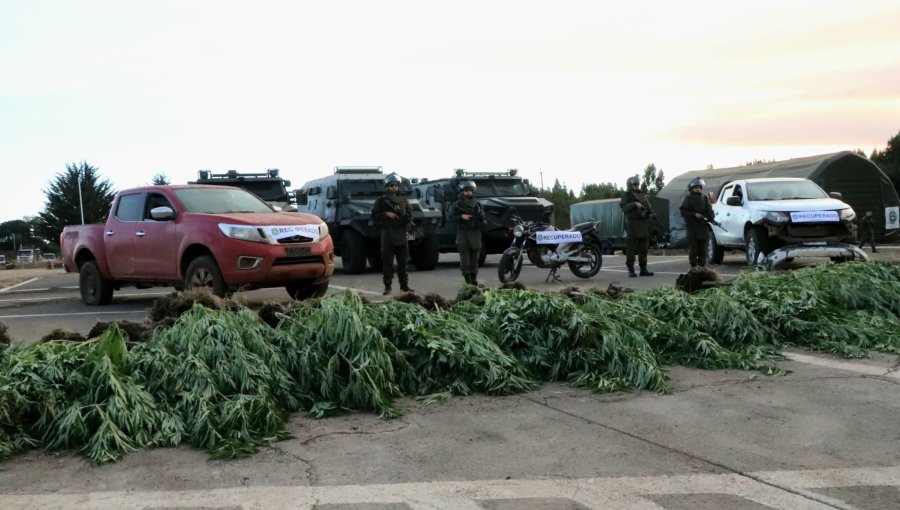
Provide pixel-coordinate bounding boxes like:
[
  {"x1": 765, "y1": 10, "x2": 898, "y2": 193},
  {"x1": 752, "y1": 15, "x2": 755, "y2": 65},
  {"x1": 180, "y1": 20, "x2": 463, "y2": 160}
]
[
  {"x1": 619, "y1": 189, "x2": 655, "y2": 276},
  {"x1": 372, "y1": 194, "x2": 413, "y2": 292},
  {"x1": 680, "y1": 192, "x2": 715, "y2": 267},
  {"x1": 449, "y1": 194, "x2": 484, "y2": 284},
  {"x1": 857, "y1": 213, "x2": 877, "y2": 252}
]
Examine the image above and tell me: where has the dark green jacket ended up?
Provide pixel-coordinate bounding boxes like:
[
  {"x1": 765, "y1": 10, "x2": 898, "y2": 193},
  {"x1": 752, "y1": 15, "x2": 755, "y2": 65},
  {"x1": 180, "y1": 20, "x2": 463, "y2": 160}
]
[
  {"x1": 619, "y1": 190, "x2": 654, "y2": 238},
  {"x1": 449, "y1": 196, "x2": 484, "y2": 248},
  {"x1": 858, "y1": 215, "x2": 875, "y2": 234},
  {"x1": 372, "y1": 194, "x2": 413, "y2": 247},
  {"x1": 680, "y1": 192, "x2": 714, "y2": 240}
]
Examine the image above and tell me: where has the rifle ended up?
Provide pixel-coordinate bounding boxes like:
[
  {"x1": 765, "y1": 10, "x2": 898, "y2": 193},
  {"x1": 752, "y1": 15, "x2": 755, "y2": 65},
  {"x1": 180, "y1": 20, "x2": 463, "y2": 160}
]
[
  {"x1": 708, "y1": 219, "x2": 728, "y2": 232},
  {"x1": 455, "y1": 201, "x2": 487, "y2": 224}
]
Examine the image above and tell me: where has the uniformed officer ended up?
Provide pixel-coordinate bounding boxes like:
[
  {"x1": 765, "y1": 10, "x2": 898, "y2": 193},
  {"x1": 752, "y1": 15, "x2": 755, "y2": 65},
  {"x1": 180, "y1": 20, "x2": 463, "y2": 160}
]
[
  {"x1": 449, "y1": 180, "x2": 484, "y2": 286},
  {"x1": 619, "y1": 175, "x2": 655, "y2": 277},
  {"x1": 857, "y1": 210, "x2": 877, "y2": 252},
  {"x1": 372, "y1": 174, "x2": 415, "y2": 295},
  {"x1": 679, "y1": 177, "x2": 715, "y2": 267}
]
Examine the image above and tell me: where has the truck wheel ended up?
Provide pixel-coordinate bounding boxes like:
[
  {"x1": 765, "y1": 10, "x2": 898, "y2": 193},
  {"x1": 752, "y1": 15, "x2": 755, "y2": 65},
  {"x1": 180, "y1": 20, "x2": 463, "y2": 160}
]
[
  {"x1": 367, "y1": 248, "x2": 383, "y2": 271},
  {"x1": 286, "y1": 279, "x2": 329, "y2": 300},
  {"x1": 706, "y1": 229, "x2": 725, "y2": 264},
  {"x1": 79, "y1": 260, "x2": 114, "y2": 306},
  {"x1": 568, "y1": 243, "x2": 603, "y2": 278},
  {"x1": 341, "y1": 231, "x2": 368, "y2": 274},
  {"x1": 410, "y1": 234, "x2": 440, "y2": 270},
  {"x1": 185, "y1": 255, "x2": 228, "y2": 297},
  {"x1": 745, "y1": 228, "x2": 769, "y2": 266}
]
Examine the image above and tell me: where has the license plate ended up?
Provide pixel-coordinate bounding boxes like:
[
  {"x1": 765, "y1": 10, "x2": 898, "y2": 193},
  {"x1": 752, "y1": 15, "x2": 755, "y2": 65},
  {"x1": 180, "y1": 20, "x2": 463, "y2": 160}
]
[{"x1": 286, "y1": 246, "x2": 311, "y2": 257}]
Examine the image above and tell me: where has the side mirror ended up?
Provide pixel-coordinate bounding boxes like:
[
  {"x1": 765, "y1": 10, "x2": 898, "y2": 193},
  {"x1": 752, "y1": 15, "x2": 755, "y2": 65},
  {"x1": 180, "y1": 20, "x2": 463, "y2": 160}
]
[
  {"x1": 295, "y1": 191, "x2": 308, "y2": 206},
  {"x1": 829, "y1": 191, "x2": 843, "y2": 200},
  {"x1": 150, "y1": 206, "x2": 176, "y2": 221},
  {"x1": 726, "y1": 196, "x2": 742, "y2": 206}
]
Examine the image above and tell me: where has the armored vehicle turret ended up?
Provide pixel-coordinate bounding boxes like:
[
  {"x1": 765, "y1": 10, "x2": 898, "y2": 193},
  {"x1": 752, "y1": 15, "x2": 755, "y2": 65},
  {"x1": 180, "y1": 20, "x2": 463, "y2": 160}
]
[
  {"x1": 190, "y1": 169, "x2": 294, "y2": 209},
  {"x1": 295, "y1": 166, "x2": 441, "y2": 274},
  {"x1": 413, "y1": 169, "x2": 554, "y2": 265}
]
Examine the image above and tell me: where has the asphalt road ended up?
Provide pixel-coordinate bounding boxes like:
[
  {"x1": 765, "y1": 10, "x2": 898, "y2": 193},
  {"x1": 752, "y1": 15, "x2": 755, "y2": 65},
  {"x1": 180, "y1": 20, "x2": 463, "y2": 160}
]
[
  {"x1": 2, "y1": 252, "x2": 899, "y2": 510},
  {"x1": 0, "y1": 252, "x2": 747, "y2": 343}
]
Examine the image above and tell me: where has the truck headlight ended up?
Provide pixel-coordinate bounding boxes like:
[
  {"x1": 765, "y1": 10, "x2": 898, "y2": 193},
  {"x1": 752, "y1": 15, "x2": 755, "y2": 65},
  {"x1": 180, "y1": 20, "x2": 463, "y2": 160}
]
[
  {"x1": 764, "y1": 212, "x2": 790, "y2": 224},
  {"x1": 839, "y1": 208, "x2": 856, "y2": 221},
  {"x1": 319, "y1": 222, "x2": 330, "y2": 239},
  {"x1": 219, "y1": 224, "x2": 268, "y2": 243}
]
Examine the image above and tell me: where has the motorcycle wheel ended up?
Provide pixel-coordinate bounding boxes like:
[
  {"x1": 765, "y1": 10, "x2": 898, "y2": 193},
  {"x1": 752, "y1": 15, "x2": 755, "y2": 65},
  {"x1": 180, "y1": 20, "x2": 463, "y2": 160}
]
[
  {"x1": 568, "y1": 243, "x2": 603, "y2": 278},
  {"x1": 498, "y1": 253, "x2": 523, "y2": 283}
]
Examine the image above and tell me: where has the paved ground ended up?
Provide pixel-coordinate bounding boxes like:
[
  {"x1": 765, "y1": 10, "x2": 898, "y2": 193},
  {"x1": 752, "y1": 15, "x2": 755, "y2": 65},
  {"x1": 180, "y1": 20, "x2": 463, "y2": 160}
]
[{"x1": 1, "y1": 247, "x2": 897, "y2": 509}]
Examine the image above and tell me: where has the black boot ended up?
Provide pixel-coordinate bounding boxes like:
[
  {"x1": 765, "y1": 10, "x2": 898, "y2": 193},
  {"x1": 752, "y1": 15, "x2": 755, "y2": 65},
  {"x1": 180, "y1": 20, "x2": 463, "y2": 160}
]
[
  {"x1": 382, "y1": 286, "x2": 392, "y2": 296},
  {"x1": 627, "y1": 265, "x2": 637, "y2": 277},
  {"x1": 463, "y1": 273, "x2": 472, "y2": 285},
  {"x1": 639, "y1": 266, "x2": 654, "y2": 276},
  {"x1": 470, "y1": 273, "x2": 479, "y2": 286}
]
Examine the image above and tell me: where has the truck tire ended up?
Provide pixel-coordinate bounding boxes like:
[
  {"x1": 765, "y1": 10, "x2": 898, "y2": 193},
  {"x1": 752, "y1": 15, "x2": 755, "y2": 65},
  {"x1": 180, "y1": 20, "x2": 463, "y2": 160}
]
[
  {"x1": 410, "y1": 234, "x2": 440, "y2": 270},
  {"x1": 745, "y1": 228, "x2": 769, "y2": 266},
  {"x1": 706, "y1": 229, "x2": 725, "y2": 264},
  {"x1": 79, "y1": 260, "x2": 114, "y2": 306},
  {"x1": 185, "y1": 255, "x2": 228, "y2": 297},
  {"x1": 341, "y1": 231, "x2": 368, "y2": 274},
  {"x1": 286, "y1": 279, "x2": 329, "y2": 300}
]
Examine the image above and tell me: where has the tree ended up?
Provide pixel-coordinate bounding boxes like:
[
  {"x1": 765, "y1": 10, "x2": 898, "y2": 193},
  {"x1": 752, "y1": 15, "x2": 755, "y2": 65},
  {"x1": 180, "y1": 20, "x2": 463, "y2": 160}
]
[
  {"x1": 580, "y1": 182, "x2": 623, "y2": 201},
  {"x1": 34, "y1": 162, "x2": 116, "y2": 247},
  {"x1": 640, "y1": 163, "x2": 666, "y2": 195},
  {"x1": 0, "y1": 219, "x2": 41, "y2": 253},
  {"x1": 543, "y1": 179, "x2": 577, "y2": 228},
  {"x1": 151, "y1": 173, "x2": 171, "y2": 185},
  {"x1": 871, "y1": 129, "x2": 900, "y2": 196}
]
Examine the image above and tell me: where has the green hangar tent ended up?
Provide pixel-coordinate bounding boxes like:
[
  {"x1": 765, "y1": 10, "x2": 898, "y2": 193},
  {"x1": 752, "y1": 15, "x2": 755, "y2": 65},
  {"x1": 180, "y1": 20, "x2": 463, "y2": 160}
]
[{"x1": 657, "y1": 151, "x2": 900, "y2": 247}]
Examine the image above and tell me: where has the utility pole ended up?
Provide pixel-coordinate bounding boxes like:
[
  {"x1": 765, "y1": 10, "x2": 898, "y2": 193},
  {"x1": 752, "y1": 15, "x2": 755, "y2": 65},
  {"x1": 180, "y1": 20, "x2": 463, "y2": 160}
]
[{"x1": 78, "y1": 172, "x2": 85, "y2": 225}]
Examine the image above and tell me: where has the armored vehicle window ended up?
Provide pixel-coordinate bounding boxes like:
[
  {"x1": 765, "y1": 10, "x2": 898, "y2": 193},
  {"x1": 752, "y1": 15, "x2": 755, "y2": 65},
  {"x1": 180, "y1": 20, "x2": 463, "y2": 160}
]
[
  {"x1": 115, "y1": 193, "x2": 144, "y2": 222},
  {"x1": 471, "y1": 179, "x2": 530, "y2": 197},
  {"x1": 326, "y1": 186, "x2": 337, "y2": 199},
  {"x1": 308, "y1": 187, "x2": 321, "y2": 196},
  {"x1": 342, "y1": 181, "x2": 387, "y2": 195}
]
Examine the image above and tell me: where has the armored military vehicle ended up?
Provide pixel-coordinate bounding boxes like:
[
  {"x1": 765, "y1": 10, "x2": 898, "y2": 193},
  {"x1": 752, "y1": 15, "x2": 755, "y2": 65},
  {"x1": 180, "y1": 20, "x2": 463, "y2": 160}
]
[
  {"x1": 295, "y1": 166, "x2": 441, "y2": 274},
  {"x1": 413, "y1": 169, "x2": 554, "y2": 264},
  {"x1": 190, "y1": 169, "x2": 294, "y2": 209}
]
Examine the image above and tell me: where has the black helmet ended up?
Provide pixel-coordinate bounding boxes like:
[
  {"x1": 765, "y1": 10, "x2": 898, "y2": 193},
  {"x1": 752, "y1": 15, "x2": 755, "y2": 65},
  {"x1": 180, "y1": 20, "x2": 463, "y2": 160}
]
[
  {"x1": 384, "y1": 173, "x2": 402, "y2": 188},
  {"x1": 688, "y1": 177, "x2": 705, "y2": 190},
  {"x1": 459, "y1": 180, "x2": 477, "y2": 192},
  {"x1": 626, "y1": 175, "x2": 641, "y2": 187}
]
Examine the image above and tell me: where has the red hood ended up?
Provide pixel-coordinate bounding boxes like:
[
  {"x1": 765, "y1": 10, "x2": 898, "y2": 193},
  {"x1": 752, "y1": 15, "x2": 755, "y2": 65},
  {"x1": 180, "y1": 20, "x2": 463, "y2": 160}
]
[{"x1": 197, "y1": 211, "x2": 323, "y2": 225}]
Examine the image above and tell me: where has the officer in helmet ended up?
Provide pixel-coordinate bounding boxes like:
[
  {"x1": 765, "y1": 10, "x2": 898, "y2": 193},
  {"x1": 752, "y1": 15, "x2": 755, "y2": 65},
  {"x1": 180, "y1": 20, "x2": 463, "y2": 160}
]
[
  {"x1": 679, "y1": 177, "x2": 715, "y2": 268},
  {"x1": 619, "y1": 175, "x2": 655, "y2": 277},
  {"x1": 372, "y1": 173, "x2": 415, "y2": 295},
  {"x1": 449, "y1": 180, "x2": 485, "y2": 286}
]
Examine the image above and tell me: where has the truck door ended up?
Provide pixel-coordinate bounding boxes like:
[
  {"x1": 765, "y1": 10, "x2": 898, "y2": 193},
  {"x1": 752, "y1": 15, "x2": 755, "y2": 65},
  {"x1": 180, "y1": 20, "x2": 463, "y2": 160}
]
[
  {"x1": 105, "y1": 192, "x2": 144, "y2": 277},
  {"x1": 716, "y1": 183, "x2": 744, "y2": 246},
  {"x1": 133, "y1": 192, "x2": 179, "y2": 280}
]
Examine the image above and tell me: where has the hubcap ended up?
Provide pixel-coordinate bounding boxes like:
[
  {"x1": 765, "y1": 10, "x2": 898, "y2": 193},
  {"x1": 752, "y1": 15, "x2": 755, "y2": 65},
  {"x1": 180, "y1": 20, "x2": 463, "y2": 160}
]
[{"x1": 190, "y1": 268, "x2": 214, "y2": 288}]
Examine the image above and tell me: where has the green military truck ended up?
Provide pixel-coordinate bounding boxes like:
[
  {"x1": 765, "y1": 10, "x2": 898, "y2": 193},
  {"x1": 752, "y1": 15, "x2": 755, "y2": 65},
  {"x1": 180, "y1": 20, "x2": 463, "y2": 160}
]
[
  {"x1": 190, "y1": 169, "x2": 294, "y2": 209},
  {"x1": 295, "y1": 166, "x2": 441, "y2": 274},
  {"x1": 569, "y1": 196, "x2": 670, "y2": 254},
  {"x1": 413, "y1": 169, "x2": 554, "y2": 264}
]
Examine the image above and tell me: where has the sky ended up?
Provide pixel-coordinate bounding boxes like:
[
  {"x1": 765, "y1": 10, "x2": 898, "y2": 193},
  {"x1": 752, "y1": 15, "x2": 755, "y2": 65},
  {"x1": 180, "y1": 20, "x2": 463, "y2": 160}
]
[{"x1": 2, "y1": 0, "x2": 900, "y2": 223}]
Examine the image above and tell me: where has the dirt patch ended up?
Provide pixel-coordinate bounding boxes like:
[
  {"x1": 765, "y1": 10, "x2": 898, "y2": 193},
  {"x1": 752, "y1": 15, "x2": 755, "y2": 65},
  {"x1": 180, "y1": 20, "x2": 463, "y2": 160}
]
[{"x1": 0, "y1": 266, "x2": 67, "y2": 289}]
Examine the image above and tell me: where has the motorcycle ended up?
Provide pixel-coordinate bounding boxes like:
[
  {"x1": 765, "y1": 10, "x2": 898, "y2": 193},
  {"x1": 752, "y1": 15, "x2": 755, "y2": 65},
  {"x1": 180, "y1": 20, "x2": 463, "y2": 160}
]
[{"x1": 497, "y1": 216, "x2": 604, "y2": 283}]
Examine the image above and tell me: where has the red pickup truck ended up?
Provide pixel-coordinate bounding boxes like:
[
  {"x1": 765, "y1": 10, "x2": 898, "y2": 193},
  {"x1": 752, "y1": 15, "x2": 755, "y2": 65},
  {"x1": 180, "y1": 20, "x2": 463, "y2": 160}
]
[{"x1": 61, "y1": 185, "x2": 335, "y2": 305}]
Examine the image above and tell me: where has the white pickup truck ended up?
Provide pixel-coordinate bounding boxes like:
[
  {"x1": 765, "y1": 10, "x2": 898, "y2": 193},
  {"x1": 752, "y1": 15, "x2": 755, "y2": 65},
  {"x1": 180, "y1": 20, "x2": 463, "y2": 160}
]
[{"x1": 706, "y1": 177, "x2": 866, "y2": 267}]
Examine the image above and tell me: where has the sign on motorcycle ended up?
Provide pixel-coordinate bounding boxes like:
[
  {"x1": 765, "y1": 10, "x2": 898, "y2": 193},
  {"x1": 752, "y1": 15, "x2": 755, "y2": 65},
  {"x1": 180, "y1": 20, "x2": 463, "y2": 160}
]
[{"x1": 536, "y1": 231, "x2": 583, "y2": 244}]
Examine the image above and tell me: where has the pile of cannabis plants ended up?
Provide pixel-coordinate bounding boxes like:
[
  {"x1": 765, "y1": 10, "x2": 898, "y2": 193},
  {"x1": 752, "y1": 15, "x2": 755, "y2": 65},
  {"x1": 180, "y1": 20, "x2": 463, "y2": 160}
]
[{"x1": 2, "y1": 261, "x2": 900, "y2": 465}]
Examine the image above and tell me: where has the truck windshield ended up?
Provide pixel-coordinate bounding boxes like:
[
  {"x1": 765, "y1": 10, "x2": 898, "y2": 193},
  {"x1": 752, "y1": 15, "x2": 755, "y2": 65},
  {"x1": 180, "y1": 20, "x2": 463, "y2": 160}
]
[
  {"x1": 472, "y1": 179, "x2": 530, "y2": 197},
  {"x1": 343, "y1": 181, "x2": 413, "y2": 195},
  {"x1": 174, "y1": 188, "x2": 274, "y2": 213},
  {"x1": 747, "y1": 181, "x2": 828, "y2": 201}
]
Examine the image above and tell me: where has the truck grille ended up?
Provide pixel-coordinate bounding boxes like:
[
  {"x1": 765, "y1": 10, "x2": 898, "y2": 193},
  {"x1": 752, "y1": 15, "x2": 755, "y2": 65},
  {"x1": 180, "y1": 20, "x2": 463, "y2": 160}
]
[
  {"x1": 276, "y1": 235, "x2": 316, "y2": 244},
  {"x1": 787, "y1": 224, "x2": 843, "y2": 238}
]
